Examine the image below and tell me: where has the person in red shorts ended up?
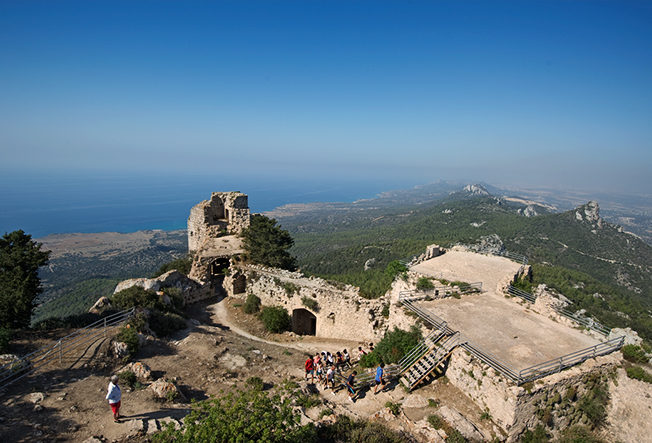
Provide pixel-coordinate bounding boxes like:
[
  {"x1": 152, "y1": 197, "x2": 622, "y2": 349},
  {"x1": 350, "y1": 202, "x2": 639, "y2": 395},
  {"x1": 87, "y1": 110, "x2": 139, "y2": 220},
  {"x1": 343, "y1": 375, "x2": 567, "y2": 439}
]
[
  {"x1": 304, "y1": 355, "x2": 315, "y2": 383},
  {"x1": 106, "y1": 375, "x2": 122, "y2": 422}
]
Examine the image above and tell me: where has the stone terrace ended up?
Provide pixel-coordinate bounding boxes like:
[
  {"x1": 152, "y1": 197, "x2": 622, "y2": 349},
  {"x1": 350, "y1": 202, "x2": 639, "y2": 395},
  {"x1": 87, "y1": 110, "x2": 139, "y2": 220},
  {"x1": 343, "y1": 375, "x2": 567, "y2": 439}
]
[{"x1": 411, "y1": 249, "x2": 600, "y2": 369}]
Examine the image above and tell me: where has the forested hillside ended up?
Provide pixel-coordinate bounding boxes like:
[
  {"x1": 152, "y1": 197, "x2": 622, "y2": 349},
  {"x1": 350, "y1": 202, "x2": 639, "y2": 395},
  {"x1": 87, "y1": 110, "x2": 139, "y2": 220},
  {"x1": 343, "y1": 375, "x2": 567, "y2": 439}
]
[{"x1": 283, "y1": 193, "x2": 652, "y2": 340}]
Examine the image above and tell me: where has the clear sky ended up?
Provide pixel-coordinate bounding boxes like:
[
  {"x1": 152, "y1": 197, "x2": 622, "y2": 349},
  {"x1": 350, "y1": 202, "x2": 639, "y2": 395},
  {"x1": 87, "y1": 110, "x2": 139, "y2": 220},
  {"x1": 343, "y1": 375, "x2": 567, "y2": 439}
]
[{"x1": 1, "y1": 0, "x2": 651, "y2": 193}]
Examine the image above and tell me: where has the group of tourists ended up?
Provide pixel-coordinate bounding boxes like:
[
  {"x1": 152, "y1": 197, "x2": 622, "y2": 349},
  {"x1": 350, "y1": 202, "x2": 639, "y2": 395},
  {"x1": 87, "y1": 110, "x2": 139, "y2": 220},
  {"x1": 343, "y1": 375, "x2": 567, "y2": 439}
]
[{"x1": 303, "y1": 343, "x2": 387, "y2": 403}]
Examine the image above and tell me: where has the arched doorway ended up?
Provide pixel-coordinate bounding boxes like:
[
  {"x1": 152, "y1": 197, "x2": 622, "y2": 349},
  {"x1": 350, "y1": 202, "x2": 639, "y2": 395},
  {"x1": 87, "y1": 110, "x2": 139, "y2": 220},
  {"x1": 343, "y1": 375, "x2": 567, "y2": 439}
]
[{"x1": 292, "y1": 308, "x2": 317, "y2": 336}]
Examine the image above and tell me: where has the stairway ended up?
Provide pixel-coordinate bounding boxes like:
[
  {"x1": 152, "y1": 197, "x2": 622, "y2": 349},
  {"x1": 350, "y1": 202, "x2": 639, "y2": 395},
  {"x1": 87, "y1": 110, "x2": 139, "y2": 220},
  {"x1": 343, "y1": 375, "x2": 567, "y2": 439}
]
[{"x1": 399, "y1": 332, "x2": 460, "y2": 390}]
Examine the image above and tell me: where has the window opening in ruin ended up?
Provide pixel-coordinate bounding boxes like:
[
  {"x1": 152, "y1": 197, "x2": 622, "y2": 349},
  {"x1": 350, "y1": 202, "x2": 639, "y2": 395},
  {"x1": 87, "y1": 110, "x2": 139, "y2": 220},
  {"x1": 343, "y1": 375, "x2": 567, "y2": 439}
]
[
  {"x1": 210, "y1": 258, "x2": 230, "y2": 276},
  {"x1": 233, "y1": 274, "x2": 246, "y2": 294},
  {"x1": 292, "y1": 308, "x2": 317, "y2": 336}
]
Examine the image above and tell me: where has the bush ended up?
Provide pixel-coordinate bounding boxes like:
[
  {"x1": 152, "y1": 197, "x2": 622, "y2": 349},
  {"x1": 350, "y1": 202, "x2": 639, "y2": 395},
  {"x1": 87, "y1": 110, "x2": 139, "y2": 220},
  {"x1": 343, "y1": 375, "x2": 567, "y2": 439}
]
[
  {"x1": 153, "y1": 387, "x2": 316, "y2": 442},
  {"x1": 243, "y1": 294, "x2": 261, "y2": 314},
  {"x1": 112, "y1": 286, "x2": 162, "y2": 311},
  {"x1": 118, "y1": 370, "x2": 139, "y2": 390},
  {"x1": 362, "y1": 326, "x2": 422, "y2": 367},
  {"x1": 446, "y1": 429, "x2": 467, "y2": 443},
  {"x1": 153, "y1": 255, "x2": 192, "y2": 277},
  {"x1": 162, "y1": 287, "x2": 185, "y2": 311},
  {"x1": 301, "y1": 296, "x2": 319, "y2": 312},
  {"x1": 626, "y1": 366, "x2": 652, "y2": 383},
  {"x1": 317, "y1": 415, "x2": 405, "y2": 443},
  {"x1": 577, "y1": 383, "x2": 609, "y2": 427},
  {"x1": 427, "y1": 414, "x2": 443, "y2": 429},
  {"x1": 116, "y1": 325, "x2": 139, "y2": 358},
  {"x1": 385, "y1": 260, "x2": 407, "y2": 279},
  {"x1": 521, "y1": 424, "x2": 549, "y2": 443},
  {"x1": 558, "y1": 426, "x2": 602, "y2": 443},
  {"x1": 416, "y1": 277, "x2": 434, "y2": 291},
  {"x1": 148, "y1": 311, "x2": 187, "y2": 337},
  {"x1": 260, "y1": 306, "x2": 291, "y2": 333},
  {"x1": 622, "y1": 344, "x2": 648, "y2": 364},
  {"x1": 245, "y1": 376, "x2": 264, "y2": 391},
  {"x1": 381, "y1": 304, "x2": 390, "y2": 318},
  {"x1": 242, "y1": 214, "x2": 297, "y2": 271},
  {"x1": 0, "y1": 327, "x2": 11, "y2": 353},
  {"x1": 385, "y1": 401, "x2": 401, "y2": 416}
]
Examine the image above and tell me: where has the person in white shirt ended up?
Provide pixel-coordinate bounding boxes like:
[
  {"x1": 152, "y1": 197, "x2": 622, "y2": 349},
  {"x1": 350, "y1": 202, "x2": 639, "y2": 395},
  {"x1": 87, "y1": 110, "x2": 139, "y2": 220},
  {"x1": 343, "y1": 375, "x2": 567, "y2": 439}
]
[{"x1": 106, "y1": 375, "x2": 122, "y2": 423}]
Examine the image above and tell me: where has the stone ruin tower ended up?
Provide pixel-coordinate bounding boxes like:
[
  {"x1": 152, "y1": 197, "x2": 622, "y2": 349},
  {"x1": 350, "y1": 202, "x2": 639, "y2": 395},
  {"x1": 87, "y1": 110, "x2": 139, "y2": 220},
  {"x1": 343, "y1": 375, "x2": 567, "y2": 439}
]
[{"x1": 187, "y1": 191, "x2": 251, "y2": 252}]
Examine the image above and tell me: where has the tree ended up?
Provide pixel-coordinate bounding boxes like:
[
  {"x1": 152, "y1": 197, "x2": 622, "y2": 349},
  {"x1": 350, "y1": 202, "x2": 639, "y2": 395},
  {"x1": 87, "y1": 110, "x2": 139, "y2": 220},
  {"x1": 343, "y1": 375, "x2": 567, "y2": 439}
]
[
  {"x1": 0, "y1": 230, "x2": 50, "y2": 328},
  {"x1": 242, "y1": 214, "x2": 297, "y2": 271}
]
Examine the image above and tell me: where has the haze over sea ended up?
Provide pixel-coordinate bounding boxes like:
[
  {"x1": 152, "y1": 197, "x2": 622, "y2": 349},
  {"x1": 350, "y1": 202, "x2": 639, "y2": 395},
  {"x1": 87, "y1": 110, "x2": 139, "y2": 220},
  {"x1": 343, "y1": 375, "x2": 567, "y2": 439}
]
[{"x1": 0, "y1": 171, "x2": 418, "y2": 238}]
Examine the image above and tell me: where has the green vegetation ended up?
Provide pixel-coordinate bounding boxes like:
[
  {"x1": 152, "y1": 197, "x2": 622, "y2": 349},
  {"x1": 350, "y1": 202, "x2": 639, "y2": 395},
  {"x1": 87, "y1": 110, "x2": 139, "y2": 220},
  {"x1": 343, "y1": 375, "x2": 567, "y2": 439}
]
[
  {"x1": 558, "y1": 426, "x2": 602, "y2": 443},
  {"x1": 315, "y1": 415, "x2": 406, "y2": 443},
  {"x1": 32, "y1": 277, "x2": 121, "y2": 324},
  {"x1": 274, "y1": 278, "x2": 300, "y2": 295},
  {"x1": 284, "y1": 197, "x2": 651, "y2": 340},
  {"x1": 301, "y1": 296, "x2": 319, "y2": 312},
  {"x1": 153, "y1": 255, "x2": 192, "y2": 277},
  {"x1": 427, "y1": 414, "x2": 443, "y2": 429},
  {"x1": 243, "y1": 293, "x2": 262, "y2": 314},
  {"x1": 359, "y1": 326, "x2": 421, "y2": 367},
  {"x1": 621, "y1": 344, "x2": 648, "y2": 364},
  {"x1": 521, "y1": 424, "x2": 549, "y2": 443},
  {"x1": 242, "y1": 214, "x2": 297, "y2": 271},
  {"x1": 625, "y1": 366, "x2": 652, "y2": 383},
  {"x1": 112, "y1": 286, "x2": 187, "y2": 337},
  {"x1": 385, "y1": 401, "x2": 401, "y2": 416},
  {"x1": 0, "y1": 327, "x2": 11, "y2": 353},
  {"x1": 118, "y1": 370, "x2": 143, "y2": 390},
  {"x1": 153, "y1": 386, "x2": 316, "y2": 442},
  {"x1": 116, "y1": 325, "x2": 140, "y2": 359},
  {"x1": 148, "y1": 311, "x2": 187, "y2": 337},
  {"x1": 245, "y1": 376, "x2": 264, "y2": 391},
  {"x1": 416, "y1": 277, "x2": 434, "y2": 291},
  {"x1": 260, "y1": 306, "x2": 291, "y2": 333},
  {"x1": 0, "y1": 230, "x2": 50, "y2": 329}
]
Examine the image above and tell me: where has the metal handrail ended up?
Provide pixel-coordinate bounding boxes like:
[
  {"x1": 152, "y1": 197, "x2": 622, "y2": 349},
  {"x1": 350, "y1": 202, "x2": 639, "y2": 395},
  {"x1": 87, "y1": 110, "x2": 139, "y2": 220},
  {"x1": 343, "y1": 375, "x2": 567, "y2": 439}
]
[
  {"x1": 506, "y1": 285, "x2": 537, "y2": 303},
  {"x1": 0, "y1": 308, "x2": 134, "y2": 392}
]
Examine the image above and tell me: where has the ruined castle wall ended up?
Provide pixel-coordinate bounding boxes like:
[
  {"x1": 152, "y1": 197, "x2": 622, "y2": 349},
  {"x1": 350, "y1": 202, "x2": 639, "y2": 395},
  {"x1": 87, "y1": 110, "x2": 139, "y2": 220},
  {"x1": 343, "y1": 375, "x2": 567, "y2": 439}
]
[
  {"x1": 224, "y1": 264, "x2": 389, "y2": 342},
  {"x1": 187, "y1": 192, "x2": 251, "y2": 252},
  {"x1": 444, "y1": 349, "x2": 619, "y2": 440}
]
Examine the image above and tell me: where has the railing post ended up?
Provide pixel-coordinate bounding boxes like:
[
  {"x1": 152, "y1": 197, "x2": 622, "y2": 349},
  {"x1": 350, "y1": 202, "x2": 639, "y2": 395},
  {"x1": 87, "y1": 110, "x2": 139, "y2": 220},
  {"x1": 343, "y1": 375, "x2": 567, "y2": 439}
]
[
  {"x1": 58, "y1": 340, "x2": 62, "y2": 364},
  {"x1": 558, "y1": 357, "x2": 563, "y2": 372},
  {"x1": 103, "y1": 317, "x2": 107, "y2": 337}
]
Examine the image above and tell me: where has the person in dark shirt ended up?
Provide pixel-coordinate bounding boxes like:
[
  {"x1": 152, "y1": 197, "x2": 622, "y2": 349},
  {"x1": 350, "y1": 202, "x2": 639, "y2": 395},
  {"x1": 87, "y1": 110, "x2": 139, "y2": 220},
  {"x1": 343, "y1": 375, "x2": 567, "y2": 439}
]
[{"x1": 346, "y1": 371, "x2": 357, "y2": 402}]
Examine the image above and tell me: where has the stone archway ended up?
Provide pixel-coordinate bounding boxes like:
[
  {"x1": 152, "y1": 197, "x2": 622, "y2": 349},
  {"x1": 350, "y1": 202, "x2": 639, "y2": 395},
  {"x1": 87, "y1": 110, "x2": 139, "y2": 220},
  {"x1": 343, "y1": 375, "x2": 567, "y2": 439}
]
[{"x1": 292, "y1": 308, "x2": 317, "y2": 336}]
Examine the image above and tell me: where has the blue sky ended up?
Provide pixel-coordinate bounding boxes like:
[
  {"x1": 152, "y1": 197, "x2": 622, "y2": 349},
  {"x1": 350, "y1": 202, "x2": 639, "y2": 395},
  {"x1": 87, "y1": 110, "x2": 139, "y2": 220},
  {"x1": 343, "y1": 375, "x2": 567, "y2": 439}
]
[{"x1": 1, "y1": 0, "x2": 651, "y2": 193}]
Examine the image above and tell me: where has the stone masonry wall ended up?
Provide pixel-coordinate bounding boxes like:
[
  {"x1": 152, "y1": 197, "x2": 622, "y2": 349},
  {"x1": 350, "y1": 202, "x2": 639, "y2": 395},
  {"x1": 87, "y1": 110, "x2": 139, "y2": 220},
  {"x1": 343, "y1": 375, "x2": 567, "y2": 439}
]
[
  {"x1": 223, "y1": 264, "x2": 389, "y2": 342},
  {"x1": 188, "y1": 191, "x2": 250, "y2": 251}
]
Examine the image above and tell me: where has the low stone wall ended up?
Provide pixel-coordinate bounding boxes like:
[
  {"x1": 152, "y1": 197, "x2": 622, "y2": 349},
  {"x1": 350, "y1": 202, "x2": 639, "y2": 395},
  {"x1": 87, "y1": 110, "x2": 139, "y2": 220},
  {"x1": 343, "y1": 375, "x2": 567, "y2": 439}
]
[
  {"x1": 444, "y1": 348, "x2": 619, "y2": 440},
  {"x1": 223, "y1": 264, "x2": 389, "y2": 342}
]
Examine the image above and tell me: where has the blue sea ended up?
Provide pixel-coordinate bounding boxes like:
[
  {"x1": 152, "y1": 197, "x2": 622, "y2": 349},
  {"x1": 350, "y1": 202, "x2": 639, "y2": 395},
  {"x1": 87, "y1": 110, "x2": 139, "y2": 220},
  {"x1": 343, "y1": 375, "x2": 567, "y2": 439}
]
[{"x1": 0, "y1": 171, "x2": 418, "y2": 238}]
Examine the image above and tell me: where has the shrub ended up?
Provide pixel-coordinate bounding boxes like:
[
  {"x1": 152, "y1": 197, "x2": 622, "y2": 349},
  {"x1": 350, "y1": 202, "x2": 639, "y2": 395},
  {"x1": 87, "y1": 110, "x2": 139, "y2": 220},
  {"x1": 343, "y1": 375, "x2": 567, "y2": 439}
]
[
  {"x1": 112, "y1": 286, "x2": 162, "y2": 311},
  {"x1": 577, "y1": 383, "x2": 609, "y2": 427},
  {"x1": 416, "y1": 277, "x2": 434, "y2": 291},
  {"x1": 153, "y1": 387, "x2": 316, "y2": 442},
  {"x1": 0, "y1": 327, "x2": 11, "y2": 353},
  {"x1": 153, "y1": 255, "x2": 192, "y2": 277},
  {"x1": 116, "y1": 325, "x2": 139, "y2": 358},
  {"x1": 427, "y1": 414, "x2": 443, "y2": 429},
  {"x1": 243, "y1": 294, "x2": 261, "y2": 314},
  {"x1": 385, "y1": 260, "x2": 408, "y2": 280},
  {"x1": 162, "y1": 287, "x2": 184, "y2": 311},
  {"x1": 317, "y1": 415, "x2": 405, "y2": 443},
  {"x1": 118, "y1": 370, "x2": 138, "y2": 389},
  {"x1": 359, "y1": 351, "x2": 381, "y2": 368},
  {"x1": 521, "y1": 424, "x2": 549, "y2": 443},
  {"x1": 381, "y1": 304, "x2": 390, "y2": 318},
  {"x1": 318, "y1": 408, "x2": 334, "y2": 419},
  {"x1": 427, "y1": 398, "x2": 440, "y2": 408},
  {"x1": 626, "y1": 366, "x2": 652, "y2": 383},
  {"x1": 260, "y1": 306, "x2": 291, "y2": 333},
  {"x1": 622, "y1": 344, "x2": 648, "y2": 364},
  {"x1": 148, "y1": 311, "x2": 187, "y2": 337},
  {"x1": 242, "y1": 214, "x2": 297, "y2": 271},
  {"x1": 245, "y1": 376, "x2": 264, "y2": 391},
  {"x1": 301, "y1": 296, "x2": 319, "y2": 312},
  {"x1": 385, "y1": 401, "x2": 401, "y2": 416},
  {"x1": 446, "y1": 429, "x2": 467, "y2": 443},
  {"x1": 558, "y1": 425, "x2": 601, "y2": 443},
  {"x1": 374, "y1": 326, "x2": 422, "y2": 365}
]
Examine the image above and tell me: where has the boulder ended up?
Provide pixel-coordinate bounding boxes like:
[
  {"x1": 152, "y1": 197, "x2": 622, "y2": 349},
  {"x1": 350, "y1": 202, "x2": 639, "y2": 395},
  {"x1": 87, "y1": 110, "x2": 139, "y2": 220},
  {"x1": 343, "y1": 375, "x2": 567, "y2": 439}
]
[
  {"x1": 437, "y1": 405, "x2": 487, "y2": 442},
  {"x1": 114, "y1": 271, "x2": 201, "y2": 305},
  {"x1": 89, "y1": 296, "x2": 112, "y2": 314},
  {"x1": 112, "y1": 342, "x2": 129, "y2": 359},
  {"x1": 123, "y1": 361, "x2": 152, "y2": 380},
  {"x1": 27, "y1": 392, "x2": 45, "y2": 404},
  {"x1": 149, "y1": 378, "x2": 182, "y2": 401},
  {"x1": 0, "y1": 354, "x2": 30, "y2": 372}
]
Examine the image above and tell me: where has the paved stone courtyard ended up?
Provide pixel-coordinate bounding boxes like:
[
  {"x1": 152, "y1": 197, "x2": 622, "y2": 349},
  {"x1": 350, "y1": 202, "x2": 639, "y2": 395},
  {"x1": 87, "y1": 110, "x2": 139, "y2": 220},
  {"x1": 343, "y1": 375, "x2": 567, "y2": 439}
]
[{"x1": 411, "y1": 250, "x2": 600, "y2": 369}]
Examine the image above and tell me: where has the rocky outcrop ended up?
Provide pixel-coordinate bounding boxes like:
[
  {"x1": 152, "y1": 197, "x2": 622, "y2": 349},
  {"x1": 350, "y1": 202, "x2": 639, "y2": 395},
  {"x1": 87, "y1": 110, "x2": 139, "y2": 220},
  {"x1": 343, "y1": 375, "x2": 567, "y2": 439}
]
[
  {"x1": 122, "y1": 361, "x2": 152, "y2": 380},
  {"x1": 437, "y1": 405, "x2": 487, "y2": 441},
  {"x1": 149, "y1": 378, "x2": 183, "y2": 401},
  {"x1": 89, "y1": 296, "x2": 112, "y2": 314},
  {"x1": 113, "y1": 270, "x2": 202, "y2": 305},
  {"x1": 574, "y1": 201, "x2": 603, "y2": 228}
]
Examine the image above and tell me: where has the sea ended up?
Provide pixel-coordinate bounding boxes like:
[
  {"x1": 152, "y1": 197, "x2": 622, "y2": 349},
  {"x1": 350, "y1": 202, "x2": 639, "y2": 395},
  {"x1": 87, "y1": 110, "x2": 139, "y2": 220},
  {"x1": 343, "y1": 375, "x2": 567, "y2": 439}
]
[{"x1": 0, "y1": 171, "x2": 419, "y2": 238}]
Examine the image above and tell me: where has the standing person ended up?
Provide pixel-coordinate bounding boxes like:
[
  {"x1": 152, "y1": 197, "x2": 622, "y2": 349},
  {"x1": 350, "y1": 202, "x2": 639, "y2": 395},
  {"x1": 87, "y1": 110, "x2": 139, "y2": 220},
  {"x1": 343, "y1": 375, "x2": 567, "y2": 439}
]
[
  {"x1": 374, "y1": 363, "x2": 386, "y2": 394},
  {"x1": 326, "y1": 352, "x2": 334, "y2": 366},
  {"x1": 343, "y1": 349, "x2": 351, "y2": 369},
  {"x1": 346, "y1": 371, "x2": 357, "y2": 402},
  {"x1": 335, "y1": 351, "x2": 344, "y2": 370},
  {"x1": 305, "y1": 356, "x2": 315, "y2": 383},
  {"x1": 106, "y1": 375, "x2": 122, "y2": 423},
  {"x1": 358, "y1": 346, "x2": 367, "y2": 361},
  {"x1": 326, "y1": 365, "x2": 336, "y2": 391}
]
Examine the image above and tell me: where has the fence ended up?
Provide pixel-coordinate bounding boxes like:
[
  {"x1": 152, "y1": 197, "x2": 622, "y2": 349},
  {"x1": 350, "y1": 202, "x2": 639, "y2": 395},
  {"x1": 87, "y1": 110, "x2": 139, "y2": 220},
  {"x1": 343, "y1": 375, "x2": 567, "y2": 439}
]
[
  {"x1": 0, "y1": 308, "x2": 134, "y2": 392},
  {"x1": 553, "y1": 306, "x2": 611, "y2": 336},
  {"x1": 507, "y1": 285, "x2": 538, "y2": 303}
]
